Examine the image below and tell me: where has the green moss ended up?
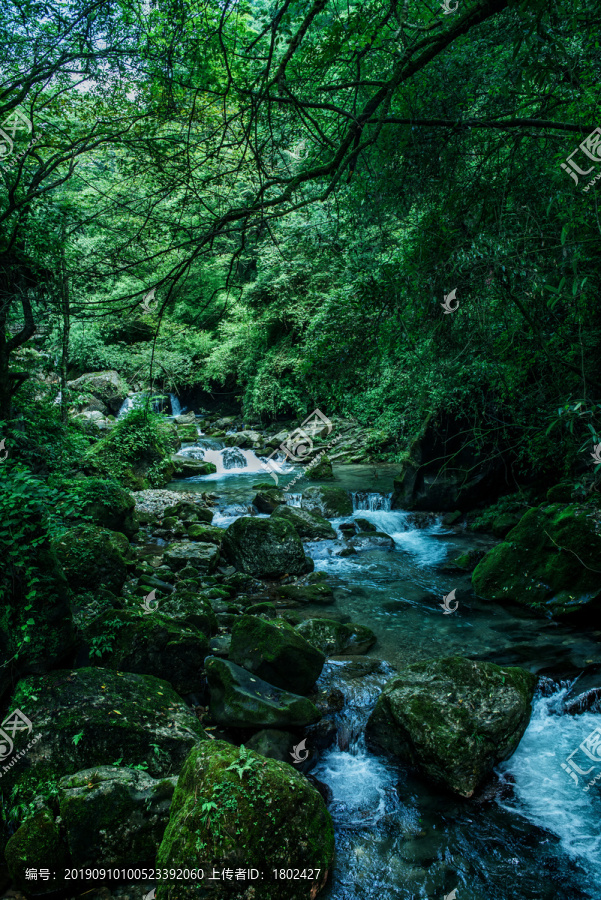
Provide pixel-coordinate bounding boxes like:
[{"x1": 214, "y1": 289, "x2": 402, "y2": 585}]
[
  {"x1": 52, "y1": 524, "x2": 131, "y2": 594},
  {"x1": 5, "y1": 809, "x2": 68, "y2": 892}
]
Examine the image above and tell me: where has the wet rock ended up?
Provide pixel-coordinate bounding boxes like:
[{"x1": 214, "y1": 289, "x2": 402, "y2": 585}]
[
  {"x1": 157, "y1": 592, "x2": 218, "y2": 635},
  {"x1": 230, "y1": 615, "x2": 325, "y2": 694},
  {"x1": 172, "y1": 457, "x2": 217, "y2": 478},
  {"x1": 5, "y1": 809, "x2": 67, "y2": 893},
  {"x1": 186, "y1": 524, "x2": 224, "y2": 545},
  {"x1": 164, "y1": 500, "x2": 213, "y2": 524},
  {"x1": 271, "y1": 504, "x2": 336, "y2": 540},
  {"x1": 53, "y1": 524, "x2": 131, "y2": 595},
  {"x1": 245, "y1": 729, "x2": 297, "y2": 763},
  {"x1": 472, "y1": 503, "x2": 601, "y2": 618},
  {"x1": 156, "y1": 741, "x2": 333, "y2": 899},
  {"x1": 222, "y1": 516, "x2": 313, "y2": 578},
  {"x1": 253, "y1": 488, "x2": 286, "y2": 513},
  {"x1": 366, "y1": 656, "x2": 536, "y2": 798},
  {"x1": 296, "y1": 618, "x2": 376, "y2": 656},
  {"x1": 355, "y1": 517, "x2": 377, "y2": 532},
  {"x1": 447, "y1": 549, "x2": 486, "y2": 572},
  {"x1": 0, "y1": 668, "x2": 205, "y2": 803},
  {"x1": 492, "y1": 512, "x2": 523, "y2": 538},
  {"x1": 275, "y1": 582, "x2": 335, "y2": 605},
  {"x1": 348, "y1": 531, "x2": 395, "y2": 550},
  {"x1": 442, "y1": 510, "x2": 462, "y2": 527},
  {"x1": 209, "y1": 634, "x2": 231, "y2": 657},
  {"x1": 339, "y1": 522, "x2": 357, "y2": 536},
  {"x1": 301, "y1": 486, "x2": 353, "y2": 518},
  {"x1": 305, "y1": 454, "x2": 334, "y2": 480},
  {"x1": 163, "y1": 541, "x2": 220, "y2": 574},
  {"x1": 85, "y1": 610, "x2": 209, "y2": 695},
  {"x1": 205, "y1": 657, "x2": 321, "y2": 728}
]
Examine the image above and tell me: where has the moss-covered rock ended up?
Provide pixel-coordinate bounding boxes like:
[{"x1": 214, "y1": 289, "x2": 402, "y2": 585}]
[
  {"x1": 491, "y1": 512, "x2": 523, "y2": 538},
  {"x1": 296, "y1": 618, "x2": 376, "y2": 656},
  {"x1": 366, "y1": 656, "x2": 536, "y2": 797},
  {"x1": 59, "y1": 766, "x2": 177, "y2": 867},
  {"x1": 52, "y1": 524, "x2": 131, "y2": 595},
  {"x1": 163, "y1": 541, "x2": 220, "y2": 574},
  {"x1": 164, "y1": 501, "x2": 213, "y2": 524},
  {"x1": 222, "y1": 516, "x2": 313, "y2": 578},
  {"x1": 157, "y1": 593, "x2": 218, "y2": 636},
  {"x1": 355, "y1": 517, "x2": 377, "y2": 532},
  {"x1": 271, "y1": 505, "x2": 336, "y2": 540},
  {"x1": 300, "y1": 486, "x2": 352, "y2": 518},
  {"x1": 252, "y1": 488, "x2": 286, "y2": 513},
  {"x1": 0, "y1": 668, "x2": 205, "y2": 804},
  {"x1": 172, "y1": 458, "x2": 217, "y2": 478},
  {"x1": 472, "y1": 503, "x2": 601, "y2": 618},
  {"x1": 245, "y1": 729, "x2": 296, "y2": 763},
  {"x1": 229, "y1": 615, "x2": 325, "y2": 694},
  {"x1": 58, "y1": 477, "x2": 138, "y2": 538},
  {"x1": 348, "y1": 531, "x2": 395, "y2": 551},
  {"x1": 85, "y1": 610, "x2": 209, "y2": 695},
  {"x1": 5, "y1": 808, "x2": 68, "y2": 893},
  {"x1": 67, "y1": 370, "x2": 129, "y2": 415},
  {"x1": 305, "y1": 454, "x2": 334, "y2": 480},
  {"x1": 156, "y1": 741, "x2": 334, "y2": 899},
  {"x1": 275, "y1": 582, "x2": 335, "y2": 605},
  {"x1": 205, "y1": 657, "x2": 321, "y2": 728},
  {"x1": 84, "y1": 411, "x2": 177, "y2": 489},
  {"x1": 186, "y1": 524, "x2": 224, "y2": 545}
]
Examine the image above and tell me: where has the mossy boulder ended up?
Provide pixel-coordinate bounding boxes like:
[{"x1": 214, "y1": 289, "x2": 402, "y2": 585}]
[
  {"x1": 186, "y1": 523, "x2": 224, "y2": 545},
  {"x1": 472, "y1": 503, "x2": 601, "y2": 618},
  {"x1": 164, "y1": 501, "x2": 213, "y2": 524},
  {"x1": 275, "y1": 582, "x2": 335, "y2": 605},
  {"x1": 67, "y1": 370, "x2": 129, "y2": 415},
  {"x1": 222, "y1": 516, "x2": 313, "y2": 578},
  {"x1": 84, "y1": 414, "x2": 177, "y2": 490},
  {"x1": 52, "y1": 524, "x2": 131, "y2": 594},
  {"x1": 271, "y1": 505, "x2": 336, "y2": 540},
  {"x1": 300, "y1": 486, "x2": 352, "y2": 518},
  {"x1": 156, "y1": 741, "x2": 334, "y2": 899},
  {"x1": 252, "y1": 488, "x2": 286, "y2": 513},
  {"x1": 172, "y1": 457, "x2": 217, "y2": 478},
  {"x1": 491, "y1": 512, "x2": 523, "y2": 538},
  {"x1": 245, "y1": 729, "x2": 297, "y2": 763},
  {"x1": 296, "y1": 618, "x2": 376, "y2": 656},
  {"x1": 355, "y1": 517, "x2": 376, "y2": 532},
  {"x1": 366, "y1": 656, "x2": 536, "y2": 797},
  {"x1": 85, "y1": 610, "x2": 209, "y2": 695},
  {"x1": 0, "y1": 668, "x2": 205, "y2": 804},
  {"x1": 305, "y1": 454, "x2": 334, "y2": 480},
  {"x1": 348, "y1": 531, "x2": 395, "y2": 550},
  {"x1": 229, "y1": 615, "x2": 325, "y2": 694},
  {"x1": 157, "y1": 593, "x2": 218, "y2": 636},
  {"x1": 163, "y1": 541, "x2": 220, "y2": 574},
  {"x1": 58, "y1": 477, "x2": 138, "y2": 538},
  {"x1": 205, "y1": 657, "x2": 321, "y2": 728},
  {"x1": 5, "y1": 809, "x2": 68, "y2": 893},
  {"x1": 59, "y1": 766, "x2": 177, "y2": 866}
]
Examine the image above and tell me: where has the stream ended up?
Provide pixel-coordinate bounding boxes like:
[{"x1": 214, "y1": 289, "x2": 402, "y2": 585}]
[{"x1": 167, "y1": 434, "x2": 601, "y2": 900}]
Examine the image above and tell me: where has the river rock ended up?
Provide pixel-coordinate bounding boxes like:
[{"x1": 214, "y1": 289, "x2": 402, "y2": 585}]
[
  {"x1": 4, "y1": 809, "x2": 68, "y2": 893},
  {"x1": 156, "y1": 741, "x2": 334, "y2": 899},
  {"x1": 230, "y1": 615, "x2": 325, "y2": 694},
  {"x1": 172, "y1": 457, "x2": 217, "y2": 478},
  {"x1": 296, "y1": 618, "x2": 376, "y2": 656},
  {"x1": 157, "y1": 592, "x2": 218, "y2": 635},
  {"x1": 271, "y1": 504, "x2": 336, "y2": 539},
  {"x1": 85, "y1": 610, "x2": 209, "y2": 695},
  {"x1": 52, "y1": 524, "x2": 131, "y2": 594},
  {"x1": 275, "y1": 582, "x2": 335, "y2": 605},
  {"x1": 164, "y1": 500, "x2": 213, "y2": 524},
  {"x1": 306, "y1": 454, "x2": 334, "y2": 480},
  {"x1": 348, "y1": 531, "x2": 395, "y2": 550},
  {"x1": 163, "y1": 541, "x2": 220, "y2": 573},
  {"x1": 0, "y1": 668, "x2": 205, "y2": 804},
  {"x1": 366, "y1": 656, "x2": 536, "y2": 797},
  {"x1": 186, "y1": 524, "x2": 224, "y2": 545},
  {"x1": 301, "y1": 486, "x2": 352, "y2": 517},
  {"x1": 245, "y1": 729, "x2": 297, "y2": 762},
  {"x1": 205, "y1": 657, "x2": 321, "y2": 728},
  {"x1": 472, "y1": 503, "x2": 601, "y2": 618},
  {"x1": 68, "y1": 370, "x2": 129, "y2": 415},
  {"x1": 355, "y1": 517, "x2": 377, "y2": 532},
  {"x1": 222, "y1": 516, "x2": 313, "y2": 578},
  {"x1": 253, "y1": 487, "x2": 286, "y2": 512}
]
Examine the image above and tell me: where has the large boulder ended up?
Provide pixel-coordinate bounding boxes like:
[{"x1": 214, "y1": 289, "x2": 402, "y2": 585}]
[
  {"x1": 157, "y1": 593, "x2": 218, "y2": 636},
  {"x1": 271, "y1": 504, "x2": 336, "y2": 540},
  {"x1": 296, "y1": 618, "x2": 376, "y2": 656},
  {"x1": 156, "y1": 741, "x2": 334, "y2": 900},
  {"x1": 0, "y1": 668, "x2": 205, "y2": 804},
  {"x1": 52, "y1": 524, "x2": 131, "y2": 594},
  {"x1": 163, "y1": 541, "x2": 220, "y2": 574},
  {"x1": 222, "y1": 516, "x2": 313, "y2": 578},
  {"x1": 5, "y1": 767, "x2": 177, "y2": 889},
  {"x1": 67, "y1": 370, "x2": 129, "y2": 415},
  {"x1": 366, "y1": 656, "x2": 536, "y2": 797},
  {"x1": 172, "y1": 457, "x2": 217, "y2": 478},
  {"x1": 253, "y1": 487, "x2": 286, "y2": 513},
  {"x1": 85, "y1": 610, "x2": 209, "y2": 696},
  {"x1": 229, "y1": 615, "x2": 325, "y2": 694},
  {"x1": 472, "y1": 503, "x2": 601, "y2": 618},
  {"x1": 205, "y1": 657, "x2": 321, "y2": 728},
  {"x1": 275, "y1": 582, "x2": 335, "y2": 605},
  {"x1": 301, "y1": 486, "x2": 352, "y2": 518},
  {"x1": 58, "y1": 477, "x2": 138, "y2": 538}
]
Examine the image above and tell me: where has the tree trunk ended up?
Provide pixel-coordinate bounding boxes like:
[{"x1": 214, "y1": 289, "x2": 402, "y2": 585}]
[{"x1": 60, "y1": 249, "x2": 70, "y2": 424}]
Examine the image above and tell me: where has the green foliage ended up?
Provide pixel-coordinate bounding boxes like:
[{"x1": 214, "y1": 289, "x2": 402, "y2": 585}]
[{"x1": 85, "y1": 408, "x2": 174, "y2": 488}]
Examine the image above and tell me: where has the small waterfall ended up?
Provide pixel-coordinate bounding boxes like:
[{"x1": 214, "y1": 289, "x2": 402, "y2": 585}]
[
  {"x1": 177, "y1": 440, "x2": 273, "y2": 476},
  {"x1": 286, "y1": 493, "x2": 303, "y2": 507},
  {"x1": 351, "y1": 491, "x2": 393, "y2": 512},
  {"x1": 169, "y1": 393, "x2": 182, "y2": 416},
  {"x1": 117, "y1": 392, "x2": 148, "y2": 418}
]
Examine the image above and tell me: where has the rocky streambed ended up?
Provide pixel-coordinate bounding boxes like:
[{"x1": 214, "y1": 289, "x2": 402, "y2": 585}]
[{"x1": 2, "y1": 426, "x2": 601, "y2": 900}]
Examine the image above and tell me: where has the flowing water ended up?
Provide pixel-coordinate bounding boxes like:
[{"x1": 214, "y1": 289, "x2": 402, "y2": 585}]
[{"x1": 167, "y1": 449, "x2": 601, "y2": 899}]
